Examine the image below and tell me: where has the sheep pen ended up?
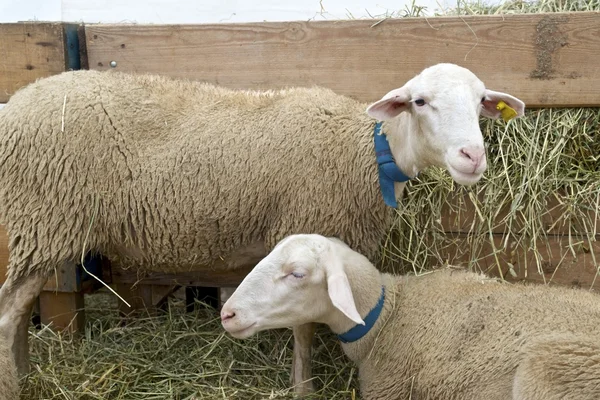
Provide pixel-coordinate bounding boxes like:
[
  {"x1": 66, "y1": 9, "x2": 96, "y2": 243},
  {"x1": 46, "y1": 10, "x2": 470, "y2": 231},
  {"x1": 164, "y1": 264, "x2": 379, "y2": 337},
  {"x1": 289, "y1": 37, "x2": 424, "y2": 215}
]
[{"x1": 17, "y1": 0, "x2": 600, "y2": 399}]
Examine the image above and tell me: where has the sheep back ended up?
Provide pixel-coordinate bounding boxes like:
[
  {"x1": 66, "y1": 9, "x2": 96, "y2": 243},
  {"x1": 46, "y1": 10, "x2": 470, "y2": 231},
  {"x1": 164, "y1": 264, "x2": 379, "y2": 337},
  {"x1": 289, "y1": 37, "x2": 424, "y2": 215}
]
[{"x1": 358, "y1": 270, "x2": 600, "y2": 400}]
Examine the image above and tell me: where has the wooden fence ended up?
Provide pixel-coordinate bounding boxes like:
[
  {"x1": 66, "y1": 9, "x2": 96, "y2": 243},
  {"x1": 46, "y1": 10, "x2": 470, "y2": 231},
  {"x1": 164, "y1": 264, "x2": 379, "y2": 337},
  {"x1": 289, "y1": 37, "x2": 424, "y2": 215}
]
[{"x1": 1, "y1": 12, "x2": 599, "y2": 329}]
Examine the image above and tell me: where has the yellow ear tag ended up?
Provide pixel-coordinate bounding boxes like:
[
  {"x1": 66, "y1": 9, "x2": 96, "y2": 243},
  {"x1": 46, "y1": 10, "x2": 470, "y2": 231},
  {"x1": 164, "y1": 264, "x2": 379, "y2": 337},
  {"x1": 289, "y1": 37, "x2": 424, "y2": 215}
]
[{"x1": 496, "y1": 100, "x2": 517, "y2": 122}]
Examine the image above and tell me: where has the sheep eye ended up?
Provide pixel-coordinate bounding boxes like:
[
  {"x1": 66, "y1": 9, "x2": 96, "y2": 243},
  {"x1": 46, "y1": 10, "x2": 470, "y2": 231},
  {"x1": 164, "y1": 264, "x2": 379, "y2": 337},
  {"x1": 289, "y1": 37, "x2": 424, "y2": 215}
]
[
  {"x1": 481, "y1": 97, "x2": 486, "y2": 103},
  {"x1": 290, "y1": 271, "x2": 305, "y2": 279},
  {"x1": 414, "y1": 99, "x2": 426, "y2": 107}
]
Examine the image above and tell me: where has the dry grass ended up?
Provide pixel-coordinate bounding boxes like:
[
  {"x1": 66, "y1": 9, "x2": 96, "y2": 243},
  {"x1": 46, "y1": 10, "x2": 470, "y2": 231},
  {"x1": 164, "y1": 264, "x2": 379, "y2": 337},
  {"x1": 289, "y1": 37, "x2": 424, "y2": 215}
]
[
  {"x1": 23, "y1": 293, "x2": 356, "y2": 399},
  {"x1": 21, "y1": 0, "x2": 600, "y2": 398},
  {"x1": 375, "y1": 0, "x2": 600, "y2": 284},
  {"x1": 383, "y1": 107, "x2": 600, "y2": 283}
]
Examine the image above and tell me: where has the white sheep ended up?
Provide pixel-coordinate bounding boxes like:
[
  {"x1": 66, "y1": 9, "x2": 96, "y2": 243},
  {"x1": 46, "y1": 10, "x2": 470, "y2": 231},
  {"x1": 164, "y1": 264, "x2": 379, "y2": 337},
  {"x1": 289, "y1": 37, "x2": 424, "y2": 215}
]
[
  {"x1": 0, "y1": 63, "x2": 524, "y2": 394},
  {"x1": 222, "y1": 234, "x2": 600, "y2": 399}
]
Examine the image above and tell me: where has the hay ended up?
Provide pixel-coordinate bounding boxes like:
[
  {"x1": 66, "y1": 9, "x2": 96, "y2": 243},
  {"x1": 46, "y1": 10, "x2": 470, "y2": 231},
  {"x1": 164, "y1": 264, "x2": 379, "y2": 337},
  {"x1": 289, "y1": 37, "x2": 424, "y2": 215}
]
[
  {"x1": 380, "y1": 0, "x2": 600, "y2": 283},
  {"x1": 22, "y1": 0, "x2": 599, "y2": 398},
  {"x1": 24, "y1": 293, "x2": 357, "y2": 399},
  {"x1": 383, "y1": 107, "x2": 600, "y2": 281}
]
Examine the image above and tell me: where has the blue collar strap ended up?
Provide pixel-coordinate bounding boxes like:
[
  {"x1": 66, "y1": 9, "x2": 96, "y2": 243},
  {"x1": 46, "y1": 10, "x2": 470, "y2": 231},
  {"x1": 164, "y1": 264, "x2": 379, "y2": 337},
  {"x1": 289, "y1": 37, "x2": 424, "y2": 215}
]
[
  {"x1": 373, "y1": 122, "x2": 413, "y2": 208},
  {"x1": 338, "y1": 286, "x2": 386, "y2": 344}
]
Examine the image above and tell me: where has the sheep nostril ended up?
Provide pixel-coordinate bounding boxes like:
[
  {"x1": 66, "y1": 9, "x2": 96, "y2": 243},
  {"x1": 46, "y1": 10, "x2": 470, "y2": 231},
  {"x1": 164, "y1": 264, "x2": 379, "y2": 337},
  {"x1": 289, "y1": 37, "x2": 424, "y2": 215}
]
[
  {"x1": 460, "y1": 148, "x2": 474, "y2": 161},
  {"x1": 220, "y1": 310, "x2": 236, "y2": 322},
  {"x1": 459, "y1": 147, "x2": 485, "y2": 169}
]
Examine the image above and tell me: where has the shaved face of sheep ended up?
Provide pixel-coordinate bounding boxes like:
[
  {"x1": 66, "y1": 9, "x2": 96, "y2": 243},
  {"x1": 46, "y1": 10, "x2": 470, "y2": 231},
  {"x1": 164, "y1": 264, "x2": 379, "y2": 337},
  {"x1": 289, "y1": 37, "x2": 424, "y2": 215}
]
[
  {"x1": 366, "y1": 64, "x2": 525, "y2": 185},
  {"x1": 221, "y1": 235, "x2": 349, "y2": 339}
]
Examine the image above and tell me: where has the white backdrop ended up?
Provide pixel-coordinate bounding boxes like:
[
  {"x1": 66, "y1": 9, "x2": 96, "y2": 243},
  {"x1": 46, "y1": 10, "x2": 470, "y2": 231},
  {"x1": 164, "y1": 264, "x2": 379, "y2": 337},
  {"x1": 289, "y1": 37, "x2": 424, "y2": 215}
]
[{"x1": 0, "y1": 0, "x2": 501, "y2": 23}]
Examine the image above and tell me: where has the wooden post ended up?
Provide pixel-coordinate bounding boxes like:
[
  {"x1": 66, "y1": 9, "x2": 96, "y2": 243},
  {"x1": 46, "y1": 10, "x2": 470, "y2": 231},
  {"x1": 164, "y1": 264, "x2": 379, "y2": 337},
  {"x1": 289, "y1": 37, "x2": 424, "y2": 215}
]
[
  {"x1": 115, "y1": 283, "x2": 178, "y2": 317},
  {"x1": 39, "y1": 291, "x2": 85, "y2": 332}
]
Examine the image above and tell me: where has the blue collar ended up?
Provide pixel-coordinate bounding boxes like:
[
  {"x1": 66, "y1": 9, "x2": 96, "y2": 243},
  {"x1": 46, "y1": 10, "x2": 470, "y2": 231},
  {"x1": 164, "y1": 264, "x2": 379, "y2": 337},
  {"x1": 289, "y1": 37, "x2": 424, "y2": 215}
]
[
  {"x1": 337, "y1": 286, "x2": 386, "y2": 344},
  {"x1": 373, "y1": 122, "x2": 413, "y2": 208}
]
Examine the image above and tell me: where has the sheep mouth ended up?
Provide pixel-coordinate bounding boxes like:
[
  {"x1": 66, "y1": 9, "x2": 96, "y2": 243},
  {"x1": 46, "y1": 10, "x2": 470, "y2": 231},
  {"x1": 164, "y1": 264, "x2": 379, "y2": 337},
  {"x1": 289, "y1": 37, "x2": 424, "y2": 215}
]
[
  {"x1": 447, "y1": 166, "x2": 484, "y2": 186},
  {"x1": 226, "y1": 322, "x2": 257, "y2": 339}
]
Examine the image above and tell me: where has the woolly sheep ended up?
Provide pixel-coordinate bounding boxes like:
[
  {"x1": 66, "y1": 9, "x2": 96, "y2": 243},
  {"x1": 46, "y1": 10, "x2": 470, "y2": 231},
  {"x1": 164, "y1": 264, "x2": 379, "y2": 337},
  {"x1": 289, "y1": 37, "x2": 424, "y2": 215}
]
[
  {"x1": 222, "y1": 234, "x2": 600, "y2": 399},
  {"x1": 0, "y1": 63, "x2": 524, "y2": 393},
  {"x1": 0, "y1": 333, "x2": 18, "y2": 400}
]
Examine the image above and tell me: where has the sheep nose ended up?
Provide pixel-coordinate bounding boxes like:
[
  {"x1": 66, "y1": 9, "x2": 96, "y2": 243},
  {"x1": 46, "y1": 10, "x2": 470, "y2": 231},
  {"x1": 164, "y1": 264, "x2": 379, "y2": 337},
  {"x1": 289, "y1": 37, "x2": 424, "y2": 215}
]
[
  {"x1": 459, "y1": 146, "x2": 485, "y2": 170},
  {"x1": 220, "y1": 308, "x2": 236, "y2": 322}
]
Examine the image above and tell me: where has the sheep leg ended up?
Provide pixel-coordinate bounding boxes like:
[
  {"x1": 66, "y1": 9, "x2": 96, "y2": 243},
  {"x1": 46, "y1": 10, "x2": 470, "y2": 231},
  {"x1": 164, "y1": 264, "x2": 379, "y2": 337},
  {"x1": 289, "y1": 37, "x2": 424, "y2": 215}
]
[
  {"x1": 291, "y1": 322, "x2": 316, "y2": 395},
  {"x1": 0, "y1": 272, "x2": 48, "y2": 376}
]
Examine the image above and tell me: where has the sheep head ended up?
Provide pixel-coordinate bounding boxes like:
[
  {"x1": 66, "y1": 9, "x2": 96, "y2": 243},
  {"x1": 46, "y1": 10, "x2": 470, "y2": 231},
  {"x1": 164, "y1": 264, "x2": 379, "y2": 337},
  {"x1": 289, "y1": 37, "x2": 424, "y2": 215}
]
[
  {"x1": 221, "y1": 234, "x2": 363, "y2": 339},
  {"x1": 366, "y1": 63, "x2": 525, "y2": 186}
]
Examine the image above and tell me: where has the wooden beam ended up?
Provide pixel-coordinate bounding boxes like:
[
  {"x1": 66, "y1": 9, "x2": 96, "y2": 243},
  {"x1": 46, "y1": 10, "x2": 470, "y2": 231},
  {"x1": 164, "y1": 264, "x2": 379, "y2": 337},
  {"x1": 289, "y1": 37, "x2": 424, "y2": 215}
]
[
  {"x1": 440, "y1": 193, "x2": 600, "y2": 237},
  {"x1": 115, "y1": 283, "x2": 154, "y2": 317},
  {"x1": 114, "y1": 283, "x2": 178, "y2": 317},
  {"x1": 111, "y1": 264, "x2": 256, "y2": 288},
  {"x1": 85, "y1": 12, "x2": 600, "y2": 108},
  {"x1": 43, "y1": 261, "x2": 81, "y2": 292},
  {"x1": 39, "y1": 291, "x2": 85, "y2": 332},
  {"x1": 438, "y1": 233, "x2": 600, "y2": 290},
  {"x1": 0, "y1": 23, "x2": 69, "y2": 103},
  {"x1": 109, "y1": 233, "x2": 600, "y2": 291}
]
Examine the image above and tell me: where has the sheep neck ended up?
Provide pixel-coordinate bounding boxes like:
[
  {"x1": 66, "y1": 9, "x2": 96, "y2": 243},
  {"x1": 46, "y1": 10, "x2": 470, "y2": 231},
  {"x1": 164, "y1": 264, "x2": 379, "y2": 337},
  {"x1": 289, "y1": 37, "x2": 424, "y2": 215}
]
[
  {"x1": 337, "y1": 285, "x2": 386, "y2": 344},
  {"x1": 383, "y1": 113, "x2": 428, "y2": 179},
  {"x1": 324, "y1": 249, "x2": 395, "y2": 365}
]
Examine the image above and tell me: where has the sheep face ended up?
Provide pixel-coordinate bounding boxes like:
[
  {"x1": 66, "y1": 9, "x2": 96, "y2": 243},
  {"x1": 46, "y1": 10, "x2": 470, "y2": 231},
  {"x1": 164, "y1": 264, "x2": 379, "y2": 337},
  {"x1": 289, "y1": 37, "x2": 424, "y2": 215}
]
[
  {"x1": 366, "y1": 63, "x2": 525, "y2": 186},
  {"x1": 221, "y1": 234, "x2": 362, "y2": 339}
]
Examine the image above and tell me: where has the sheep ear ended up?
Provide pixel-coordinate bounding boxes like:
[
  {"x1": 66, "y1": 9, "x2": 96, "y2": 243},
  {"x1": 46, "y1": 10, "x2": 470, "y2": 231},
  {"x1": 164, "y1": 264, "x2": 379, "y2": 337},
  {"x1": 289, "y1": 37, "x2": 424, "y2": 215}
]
[
  {"x1": 325, "y1": 249, "x2": 365, "y2": 326},
  {"x1": 366, "y1": 86, "x2": 411, "y2": 121},
  {"x1": 481, "y1": 89, "x2": 525, "y2": 120}
]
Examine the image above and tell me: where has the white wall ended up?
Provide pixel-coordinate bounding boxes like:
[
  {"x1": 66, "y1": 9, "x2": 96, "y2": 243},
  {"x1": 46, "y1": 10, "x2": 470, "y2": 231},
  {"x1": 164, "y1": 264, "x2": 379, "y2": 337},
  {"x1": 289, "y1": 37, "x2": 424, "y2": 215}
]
[
  {"x1": 0, "y1": 0, "x2": 500, "y2": 24},
  {"x1": 0, "y1": 0, "x2": 61, "y2": 22},
  {"x1": 58, "y1": 0, "x2": 449, "y2": 23}
]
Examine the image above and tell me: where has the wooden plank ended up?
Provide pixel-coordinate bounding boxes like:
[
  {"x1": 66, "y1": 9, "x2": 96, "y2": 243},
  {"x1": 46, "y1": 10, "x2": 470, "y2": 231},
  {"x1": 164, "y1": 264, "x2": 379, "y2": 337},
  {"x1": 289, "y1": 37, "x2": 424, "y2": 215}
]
[
  {"x1": 440, "y1": 193, "x2": 600, "y2": 237},
  {"x1": 151, "y1": 285, "x2": 178, "y2": 308},
  {"x1": 110, "y1": 234, "x2": 600, "y2": 291},
  {"x1": 39, "y1": 291, "x2": 85, "y2": 332},
  {"x1": 43, "y1": 261, "x2": 81, "y2": 292},
  {"x1": 0, "y1": 23, "x2": 68, "y2": 103},
  {"x1": 85, "y1": 12, "x2": 600, "y2": 108},
  {"x1": 115, "y1": 283, "x2": 153, "y2": 317},
  {"x1": 111, "y1": 264, "x2": 256, "y2": 288},
  {"x1": 438, "y1": 233, "x2": 600, "y2": 290}
]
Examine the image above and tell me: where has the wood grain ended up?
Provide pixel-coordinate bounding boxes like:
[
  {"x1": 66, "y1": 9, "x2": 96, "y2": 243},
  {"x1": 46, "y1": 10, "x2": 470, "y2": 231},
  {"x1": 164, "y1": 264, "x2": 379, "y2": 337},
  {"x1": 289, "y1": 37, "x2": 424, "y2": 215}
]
[
  {"x1": 39, "y1": 291, "x2": 85, "y2": 332},
  {"x1": 85, "y1": 12, "x2": 600, "y2": 107},
  {"x1": 115, "y1": 284, "x2": 178, "y2": 316},
  {"x1": 0, "y1": 23, "x2": 68, "y2": 103},
  {"x1": 43, "y1": 261, "x2": 81, "y2": 292}
]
